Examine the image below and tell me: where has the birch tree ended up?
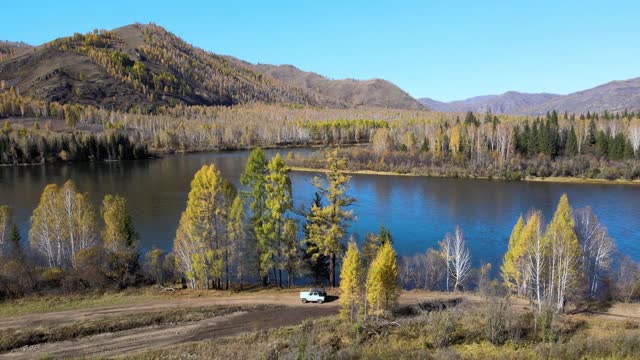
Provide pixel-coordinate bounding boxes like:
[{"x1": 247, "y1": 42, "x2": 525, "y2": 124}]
[
  {"x1": 446, "y1": 226, "x2": 472, "y2": 291},
  {"x1": 574, "y1": 207, "x2": 615, "y2": 299},
  {"x1": 30, "y1": 181, "x2": 97, "y2": 269},
  {"x1": 545, "y1": 194, "x2": 581, "y2": 312},
  {"x1": 521, "y1": 211, "x2": 545, "y2": 311},
  {"x1": 0, "y1": 206, "x2": 11, "y2": 257}
]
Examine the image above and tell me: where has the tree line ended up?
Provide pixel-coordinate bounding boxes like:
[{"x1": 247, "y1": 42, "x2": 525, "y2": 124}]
[
  {"x1": 0, "y1": 124, "x2": 148, "y2": 164},
  {"x1": 1, "y1": 150, "x2": 638, "y2": 312},
  {"x1": 3, "y1": 88, "x2": 640, "y2": 179}
]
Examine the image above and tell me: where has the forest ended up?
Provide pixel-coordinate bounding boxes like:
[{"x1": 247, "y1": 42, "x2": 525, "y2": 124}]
[{"x1": 2, "y1": 88, "x2": 640, "y2": 181}]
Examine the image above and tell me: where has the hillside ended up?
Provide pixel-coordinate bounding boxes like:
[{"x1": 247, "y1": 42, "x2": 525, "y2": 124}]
[
  {"x1": 524, "y1": 77, "x2": 640, "y2": 114},
  {"x1": 421, "y1": 78, "x2": 640, "y2": 115},
  {"x1": 254, "y1": 64, "x2": 424, "y2": 110},
  {"x1": 0, "y1": 41, "x2": 31, "y2": 62},
  {"x1": 419, "y1": 91, "x2": 560, "y2": 114},
  {"x1": 0, "y1": 24, "x2": 423, "y2": 111},
  {"x1": 0, "y1": 24, "x2": 319, "y2": 110}
]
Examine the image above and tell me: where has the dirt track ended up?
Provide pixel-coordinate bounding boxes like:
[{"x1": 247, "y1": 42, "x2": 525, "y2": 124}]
[{"x1": 0, "y1": 292, "x2": 348, "y2": 359}]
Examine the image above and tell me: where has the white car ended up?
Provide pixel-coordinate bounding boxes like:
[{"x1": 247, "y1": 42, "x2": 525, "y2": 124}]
[{"x1": 300, "y1": 288, "x2": 326, "y2": 304}]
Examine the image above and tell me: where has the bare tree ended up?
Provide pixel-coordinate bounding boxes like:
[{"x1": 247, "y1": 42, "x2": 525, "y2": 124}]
[
  {"x1": 442, "y1": 226, "x2": 471, "y2": 292},
  {"x1": 574, "y1": 207, "x2": 615, "y2": 299}
]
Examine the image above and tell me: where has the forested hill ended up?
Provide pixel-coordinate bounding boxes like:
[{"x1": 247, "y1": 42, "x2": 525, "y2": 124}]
[
  {"x1": 0, "y1": 23, "x2": 423, "y2": 111},
  {"x1": 253, "y1": 64, "x2": 424, "y2": 110}
]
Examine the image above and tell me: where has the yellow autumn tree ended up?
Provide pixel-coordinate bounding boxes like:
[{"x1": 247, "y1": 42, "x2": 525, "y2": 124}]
[
  {"x1": 366, "y1": 241, "x2": 399, "y2": 319},
  {"x1": 545, "y1": 193, "x2": 581, "y2": 312},
  {"x1": 340, "y1": 240, "x2": 362, "y2": 322},
  {"x1": 173, "y1": 164, "x2": 230, "y2": 289},
  {"x1": 501, "y1": 215, "x2": 525, "y2": 293}
]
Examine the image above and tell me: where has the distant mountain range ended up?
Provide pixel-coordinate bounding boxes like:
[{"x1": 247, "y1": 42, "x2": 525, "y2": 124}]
[
  {"x1": 0, "y1": 24, "x2": 423, "y2": 111},
  {"x1": 420, "y1": 78, "x2": 640, "y2": 115},
  {"x1": 2, "y1": 23, "x2": 640, "y2": 115}
]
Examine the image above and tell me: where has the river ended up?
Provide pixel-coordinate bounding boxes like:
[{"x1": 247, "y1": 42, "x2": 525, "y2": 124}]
[{"x1": 1, "y1": 149, "x2": 638, "y2": 268}]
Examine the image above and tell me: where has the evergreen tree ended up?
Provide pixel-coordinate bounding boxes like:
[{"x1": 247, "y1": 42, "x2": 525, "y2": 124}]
[
  {"x1": 302, "y1": 192, "x2": 330, "y2": 284},
  {"x1": 306, "y1": 149, "x2": 355, "y2": 287},
  {"x1": 565, "y1": 127, "x2": 578, "y2": 156},
  {"x1": 595, "y1": 130, "x2": 609, "y2": 158}
]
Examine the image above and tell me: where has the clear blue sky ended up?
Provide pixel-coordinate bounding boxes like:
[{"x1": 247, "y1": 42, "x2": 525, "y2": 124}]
[{"x1": 3, "y1": 0, "x2": 639, "y2": 101}]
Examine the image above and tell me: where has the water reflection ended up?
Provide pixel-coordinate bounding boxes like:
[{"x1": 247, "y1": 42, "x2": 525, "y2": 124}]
[{"x1": 1, "y1": 149, "x2": 639, "y2": 269}]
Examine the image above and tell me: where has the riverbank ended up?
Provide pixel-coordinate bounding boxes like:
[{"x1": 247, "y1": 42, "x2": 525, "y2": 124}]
[{"x1": 289, "y1": 166, "x2": 640, "y2": 186}]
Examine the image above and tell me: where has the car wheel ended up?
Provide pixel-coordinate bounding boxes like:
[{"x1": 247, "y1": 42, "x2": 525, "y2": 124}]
[
  {"x1": 317, "y1": 299, "x2": 323, "y2": 304},
  {"x1": 302, "y1": 299, "x2": 307, "y2": 304}
]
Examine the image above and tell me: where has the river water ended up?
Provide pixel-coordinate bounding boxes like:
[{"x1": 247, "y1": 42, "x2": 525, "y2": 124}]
[{"x1": 1, "y1": 149, "x2": 638, "y2": 267}]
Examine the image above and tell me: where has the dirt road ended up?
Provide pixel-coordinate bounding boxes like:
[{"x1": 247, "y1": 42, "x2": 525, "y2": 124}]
[
  {"x1": 0, "y1": 292, "x2": 344, "y2": 359},
  {"x1": 0, "y1": 290, "x2": 458, "y2": 359}
]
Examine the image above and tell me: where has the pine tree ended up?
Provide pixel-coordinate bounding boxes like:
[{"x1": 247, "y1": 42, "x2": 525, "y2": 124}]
[
  {"x1": 565, "y1": 127, "x2": 578, "y2": 156},
  {"x1": 366, "y1": 241, "x2": 399, "y2": 319},
  {"x1": 302, "y1": 192, "x2": 330, "y2": 284},
  {"x1": 340, "y1": 240, "x2": 362, "y2": 322},
  {"x1": 306, "y1": 149, "x2": 355, "y2": 287}
]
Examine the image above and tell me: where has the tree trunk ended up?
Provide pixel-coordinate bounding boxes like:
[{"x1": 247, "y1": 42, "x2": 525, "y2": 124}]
[{"x1": 329, "y1": 252, "x2": 336, "y2": 287}]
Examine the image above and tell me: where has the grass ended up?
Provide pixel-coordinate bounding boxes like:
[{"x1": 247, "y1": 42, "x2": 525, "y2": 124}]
[
  {"x1": 0, "y1": 288, "x2": 161, "y2": 318},
  {"x1": 0, "y1": 305, "x2": 268, "y2": 353},
  {"x1": 131, "y1": 298, "x2": 640, "y2": 360}
]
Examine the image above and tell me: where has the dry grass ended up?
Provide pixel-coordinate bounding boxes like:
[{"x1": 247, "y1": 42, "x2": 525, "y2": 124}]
[
  {"x1": 0, "y1": 305, "x2": 268, "y2": 353},
  {"x1": 130, "y1": 298, "x2": 640, "y2": 360}
]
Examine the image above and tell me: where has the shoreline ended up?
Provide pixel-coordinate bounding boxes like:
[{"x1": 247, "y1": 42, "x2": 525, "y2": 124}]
[{"x1": 289, "y1": 166, "x2": 640, "y2": 186}]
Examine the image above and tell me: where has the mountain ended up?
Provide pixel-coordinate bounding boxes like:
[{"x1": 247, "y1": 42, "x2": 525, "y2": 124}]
[
  {"x1": 419, "y1": 91, "x2": 561, "y2": 114},
  {"x1": 524, "y1": 78, "x2": 640, "y2": 115},
  {"x1": 420, "y1": 78, "x2": 640, "y2": 115},
  {"x1": 0, "y1": 41, "x2": 31, "y2": 61},
  {"x1": 253, "y1": 64, "x2": 424, "y2": 110},
  {"x1": 0, "y1": 24, "x2": 422, "y2": 111}
]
